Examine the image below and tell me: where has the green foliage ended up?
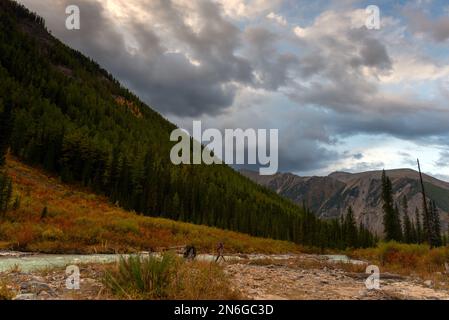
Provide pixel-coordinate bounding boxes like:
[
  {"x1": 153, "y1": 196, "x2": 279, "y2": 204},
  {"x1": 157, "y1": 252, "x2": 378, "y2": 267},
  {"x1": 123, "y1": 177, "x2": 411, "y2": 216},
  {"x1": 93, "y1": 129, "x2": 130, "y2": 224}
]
[
  {"x1": 0, "y1": 101, "x2": 12, "y2": 167},
  {"x1": 424, "y1": 182, "x2": 449, "y2": 212},
  {"x1": 104, "y1": 253, "x2": 239, "y2": 300},
  {"x1": 0, "y1": 173, "x2": 13, "y2": 216},
  {"x1": 381, "y1": 170, "x2": 403, "y2": 242},
  {"x1": 377, "y1": 241, "x2": 429, "y2": 267},
  {"x1": 428, "y1": 200, "x2": 442, "y2": 247},
  {"x1": 104, "y1": 253, "x2": 177, "y2": 299},
  {"x1": 402, "y1": 197, "x2": 413, "y2": 243}
]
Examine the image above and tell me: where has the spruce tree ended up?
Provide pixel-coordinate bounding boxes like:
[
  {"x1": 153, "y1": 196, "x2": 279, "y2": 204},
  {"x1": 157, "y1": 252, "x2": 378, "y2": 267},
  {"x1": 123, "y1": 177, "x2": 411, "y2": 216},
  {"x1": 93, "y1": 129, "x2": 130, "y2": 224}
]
[
  {"x1": 422, "y1": 199, "x2": 431, "y2": 245},
  {"x1": 402, "y1": 197, "x2": 412, "y2": 243},
  {"x1": 381, "y1": 170, "x2": 402, "y2": 241},
  {"x1": 415, "y1": 207, "x2": 422, "y2": 244},
  {"x1": 429, "y1": 201, "x2": 442, "y2": 247},
  {"x1": 0, "y1": 101, "x2": 12, "y2": 167},
  {"x1": 344, "y1": 206, "x2": 358, "y2": 248}
]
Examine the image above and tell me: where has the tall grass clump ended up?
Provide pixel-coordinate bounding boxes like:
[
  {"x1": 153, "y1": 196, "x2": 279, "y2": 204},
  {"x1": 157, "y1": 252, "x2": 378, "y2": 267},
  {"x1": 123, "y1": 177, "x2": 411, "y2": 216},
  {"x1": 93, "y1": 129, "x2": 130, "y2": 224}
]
[
  {"x1": 0, "y1": 281, "x2": 14, "y2": 300},
  {"x1": 104, "y1": 253, "x2": 177, "y2": 299},
  {"x1": 352, "y1": 241, "x2": 449, "y2": 276},
  {"x1": 103, "y1": 253, "x2": 240, "y2": 300}
]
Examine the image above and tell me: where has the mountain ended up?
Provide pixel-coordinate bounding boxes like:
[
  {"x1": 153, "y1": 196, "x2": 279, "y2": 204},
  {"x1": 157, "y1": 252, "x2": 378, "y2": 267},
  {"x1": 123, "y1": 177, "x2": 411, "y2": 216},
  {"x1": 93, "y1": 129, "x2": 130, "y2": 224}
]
[
  {"x1": 0, "y1": 0, "x2": 376, "y2": 249},
  {"x1": 241, "y1": 169, "x2": 449, "y2": 233}
]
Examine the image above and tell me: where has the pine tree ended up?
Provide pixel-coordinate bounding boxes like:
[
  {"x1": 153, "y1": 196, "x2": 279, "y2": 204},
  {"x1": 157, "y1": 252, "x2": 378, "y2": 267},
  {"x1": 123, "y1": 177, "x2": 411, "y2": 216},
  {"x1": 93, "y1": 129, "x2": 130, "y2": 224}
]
[
  {"x1": 422, "y1": 199, "x2": 431, "y2": 245},
  {"x1": 429, "y1": 201, "x2": 442, "y2": 247},
  {"x1": 381, "y1": 170, "x2": 402, "y2": 241},
  {"x1": 0, "y1": 101, "x2": 12, "y2": 167},
  {"x1": 394, "y1": 204, "x2": 403, "y2": 242},
  {"x1": 402, "y1": 197, "x2": 412, "y2": 243},
  {"x1": 0, "y1": 173, "x2": 12, "y2": 215},
  {"x1": 344, "y1": 206, "x2": 358, "y2": 248},
  {"x1": 417, "y1": 159, "x2": 433, "y2": 247},
  {"x1": 415, "y1": 207, "x2": 422, "y2": 244}
]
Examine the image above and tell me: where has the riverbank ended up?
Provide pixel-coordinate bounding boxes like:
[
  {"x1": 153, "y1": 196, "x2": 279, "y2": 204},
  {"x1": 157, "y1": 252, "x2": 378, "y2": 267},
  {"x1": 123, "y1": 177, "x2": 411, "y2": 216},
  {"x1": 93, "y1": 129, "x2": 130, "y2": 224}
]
[{"x1": 1, "y1": 251, "x2": 449, "y2": 300}]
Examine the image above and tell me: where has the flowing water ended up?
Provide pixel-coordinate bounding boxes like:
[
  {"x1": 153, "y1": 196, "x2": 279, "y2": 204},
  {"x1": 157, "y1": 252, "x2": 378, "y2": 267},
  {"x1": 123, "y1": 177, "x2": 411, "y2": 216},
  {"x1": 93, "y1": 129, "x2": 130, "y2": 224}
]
[{"x1": 0, "y1": 251, "x2": 364, "y2": 273}]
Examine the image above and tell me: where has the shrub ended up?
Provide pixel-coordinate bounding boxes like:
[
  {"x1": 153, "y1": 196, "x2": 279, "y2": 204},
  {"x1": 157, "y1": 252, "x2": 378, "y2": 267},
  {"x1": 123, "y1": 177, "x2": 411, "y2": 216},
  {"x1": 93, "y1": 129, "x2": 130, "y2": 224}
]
[
  {"x1": 103, "y1": 253, "x2": 240, "y2": 300},
  {"x1": 377, "y1": 242, "x2": 428, "y2": 267},
  {"x1": 107, "y1": 219, "x2": 140, "y2": 235},
  {"x1": 104, "y1": 253, "x2": 177, "y2": 299},
  {"x1": 0, "y1": 281, "x2": 14, "y2": 300},
  {"x1": 42, "y1": 227, "x2": 64, "y2": 241}
]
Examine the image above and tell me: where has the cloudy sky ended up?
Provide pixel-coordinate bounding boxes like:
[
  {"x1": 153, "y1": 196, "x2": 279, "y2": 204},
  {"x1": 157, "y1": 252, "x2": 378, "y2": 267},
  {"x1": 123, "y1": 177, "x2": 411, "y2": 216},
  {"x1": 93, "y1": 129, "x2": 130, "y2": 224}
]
[{"x1": 18, "y1": 0, "x2": 449, "y2": 180}]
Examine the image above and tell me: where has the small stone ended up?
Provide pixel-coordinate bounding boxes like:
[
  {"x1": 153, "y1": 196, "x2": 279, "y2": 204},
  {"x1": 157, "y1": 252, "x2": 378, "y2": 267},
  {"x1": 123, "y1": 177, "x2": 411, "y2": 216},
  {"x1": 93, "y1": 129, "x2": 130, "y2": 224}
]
[
  {"x1": 38, "y1": 291, "x2": 51, "y2": 299},
  {"x1": 424, "y1": 280, "x2": 433, "y2": 287},
  {"x1": 14, "y1": 293, "x2": 37, "y2": 300}
]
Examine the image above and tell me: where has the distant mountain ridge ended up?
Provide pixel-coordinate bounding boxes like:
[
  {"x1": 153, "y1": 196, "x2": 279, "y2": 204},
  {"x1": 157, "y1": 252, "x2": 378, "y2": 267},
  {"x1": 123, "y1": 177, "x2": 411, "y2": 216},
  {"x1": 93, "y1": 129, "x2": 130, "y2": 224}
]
[{"x1": 241, "y1": 169, "x2": 449, "y2": 233}]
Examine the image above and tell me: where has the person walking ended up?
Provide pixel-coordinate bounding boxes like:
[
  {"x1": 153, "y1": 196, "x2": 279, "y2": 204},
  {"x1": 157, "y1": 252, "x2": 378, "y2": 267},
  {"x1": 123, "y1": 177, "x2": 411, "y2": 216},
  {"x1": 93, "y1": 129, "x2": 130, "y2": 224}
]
[{"x1": 215, "y1": 242, "x2": 225, "y2": 263}]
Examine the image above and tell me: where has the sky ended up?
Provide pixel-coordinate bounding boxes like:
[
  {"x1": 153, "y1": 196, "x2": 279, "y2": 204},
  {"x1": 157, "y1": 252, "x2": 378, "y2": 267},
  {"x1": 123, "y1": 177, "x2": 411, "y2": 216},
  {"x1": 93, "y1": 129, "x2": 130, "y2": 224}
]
[{"x1": 17, "y1": 0, "x2": 449, "y2": 180}]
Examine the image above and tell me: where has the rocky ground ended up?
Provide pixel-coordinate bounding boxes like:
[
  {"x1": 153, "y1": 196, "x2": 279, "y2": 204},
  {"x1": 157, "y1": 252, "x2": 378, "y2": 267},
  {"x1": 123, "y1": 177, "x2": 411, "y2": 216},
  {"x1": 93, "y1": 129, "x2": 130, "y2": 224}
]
[
  {"x1": 1, "y1": 253, "x2": 449, "y2": 300},
  {"x1": 224, "y1": 255, "x2": 449, "y2": 300},
  {"x1": 1, "y1": 264, "x2": 112, "y2": 300}
]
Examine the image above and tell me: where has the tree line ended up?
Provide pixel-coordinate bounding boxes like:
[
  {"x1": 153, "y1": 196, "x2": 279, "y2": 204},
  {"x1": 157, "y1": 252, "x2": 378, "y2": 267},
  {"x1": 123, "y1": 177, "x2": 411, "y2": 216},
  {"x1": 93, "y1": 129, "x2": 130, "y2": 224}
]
[
  {"x1": 0, "y1": 100, "x2": 13, "y2": 216},
  {"x1": 381, "y1": 170, "x2": 447, "y2": 247}
]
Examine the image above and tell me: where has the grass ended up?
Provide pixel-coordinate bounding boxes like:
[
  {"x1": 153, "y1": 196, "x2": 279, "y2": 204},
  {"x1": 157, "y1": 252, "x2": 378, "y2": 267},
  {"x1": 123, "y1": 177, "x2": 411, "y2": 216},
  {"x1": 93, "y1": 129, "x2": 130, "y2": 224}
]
[
  {"x1": 0, "y1": 156, "x2": 301, "y2": 254},
  {"x1": 0, "y1": 281, "x2": 14, "y2": 300},
  {"x1": 240, "y1": 256, "x2": 367, "y2": 274},
  {"x1": 350, "y1": 242, "x2": 449, "y2": 289},
  {"x1": 103, "y1": 253, "x2": 240, "y2": 300}
]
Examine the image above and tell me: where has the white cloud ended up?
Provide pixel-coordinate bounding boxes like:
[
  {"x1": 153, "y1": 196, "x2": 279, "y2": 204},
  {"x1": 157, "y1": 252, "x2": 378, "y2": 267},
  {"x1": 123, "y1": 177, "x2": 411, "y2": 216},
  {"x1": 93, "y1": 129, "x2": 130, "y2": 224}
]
[
  {"x1": 266, "y1": 12, "x2": 287, "y2": 26},
  {"x1": 215, "y1": 0, "x2": 282, "y2": 19}
]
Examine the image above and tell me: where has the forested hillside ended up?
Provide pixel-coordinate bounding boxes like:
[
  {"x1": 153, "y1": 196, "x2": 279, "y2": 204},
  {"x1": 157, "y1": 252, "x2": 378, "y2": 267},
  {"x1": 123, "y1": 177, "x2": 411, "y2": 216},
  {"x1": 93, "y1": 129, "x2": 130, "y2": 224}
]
[{"x1": 0, "y1": 0, "x2": 375, "y2": 249}]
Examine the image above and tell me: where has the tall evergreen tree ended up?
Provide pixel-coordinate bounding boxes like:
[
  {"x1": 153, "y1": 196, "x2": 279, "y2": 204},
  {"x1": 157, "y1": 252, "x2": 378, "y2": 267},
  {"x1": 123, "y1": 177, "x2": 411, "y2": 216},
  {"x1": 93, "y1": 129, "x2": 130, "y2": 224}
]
[
  {"x1": 402, "y1": 197, "x2": 412, "y2": 243},
  {"x1": 0, "y1": 101, "x2": 12, "y2": 167},
  {"x1": 381, "y1": 170, "x2": 402, "y2": 241},
  {"x1": 429, "y1": 200, "x2": 442, "y2": 247},
  {"x1": 344, "y1": 206, "x2": 358, "y2": 248},
  {"x1": 417, "y1": 159, "x2": 433, "y2": 247},
  {"x1": 415, "y1": 207, "x2": 422, "y2": 244}
]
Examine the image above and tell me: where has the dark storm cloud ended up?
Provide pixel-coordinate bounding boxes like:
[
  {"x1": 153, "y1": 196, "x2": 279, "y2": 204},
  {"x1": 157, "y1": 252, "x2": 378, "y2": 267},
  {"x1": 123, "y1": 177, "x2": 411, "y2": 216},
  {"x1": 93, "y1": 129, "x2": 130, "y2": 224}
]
[
  {"x1": 18, "y1": 0, "x2": 304, "y2": 117},
  {"x1": 352, "y1": 37, "x2": 392, "y2": 70},
  {"x1": 16, "y1": 0, "x2": 449, "y2": 174},
  {"x1": 405, "y1": 8, "x2": 449, "y2": 42},
  {"x1": 19, "y1": 0, "x2": 265, "y2": 117},
  {"x1": 244, "y1": 27, "x2": 299, "y2": 90}
]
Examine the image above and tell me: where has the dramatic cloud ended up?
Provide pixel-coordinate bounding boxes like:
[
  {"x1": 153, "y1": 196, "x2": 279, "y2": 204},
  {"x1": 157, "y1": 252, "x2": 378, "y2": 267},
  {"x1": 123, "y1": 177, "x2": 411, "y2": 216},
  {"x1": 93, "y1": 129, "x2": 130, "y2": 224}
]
[
  {"x1": 16, "y1": 0, "x2": 449, "y2": 178},
  {"x1": 405, "y1": 8, "x2": 449, "y2": 42}
]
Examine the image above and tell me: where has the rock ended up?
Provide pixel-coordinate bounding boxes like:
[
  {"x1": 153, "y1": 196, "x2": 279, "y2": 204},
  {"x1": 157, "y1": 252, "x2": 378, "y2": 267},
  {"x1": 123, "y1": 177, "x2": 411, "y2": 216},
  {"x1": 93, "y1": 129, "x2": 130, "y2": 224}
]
[
  {"x1": 20, "y1": 281, "x2": 54, "y2": 295},
  {"x1": 14, "y1": 293, "x2": 37, "y2": 300},
  {"x1": 38, "y1": 291, "x2": 51, "y2": 299},
  {"x1": 424, "y1": 280, "x2": 433, "y2": 287}
]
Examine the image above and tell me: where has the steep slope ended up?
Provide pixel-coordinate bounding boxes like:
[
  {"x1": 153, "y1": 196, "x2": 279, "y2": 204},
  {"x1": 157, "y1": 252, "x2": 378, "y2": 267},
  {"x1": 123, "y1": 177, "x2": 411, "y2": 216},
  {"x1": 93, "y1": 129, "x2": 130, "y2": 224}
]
[
  {"x1": 0, "y1": 156, "x2": 300, "y2": 254},
  {"x1": 242, "y1": 169, "x2": 449, "y2": 233},
  {"x1": 0, "y1": 0, "x2": 349, "y2": 248}
]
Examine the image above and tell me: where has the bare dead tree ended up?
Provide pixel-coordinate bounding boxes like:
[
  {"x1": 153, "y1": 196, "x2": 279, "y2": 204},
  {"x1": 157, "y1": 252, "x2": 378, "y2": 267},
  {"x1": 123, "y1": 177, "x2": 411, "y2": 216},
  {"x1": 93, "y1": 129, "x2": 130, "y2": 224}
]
[{"x1": 417, "y1": 159, "x2": 432, "y2": 248}]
